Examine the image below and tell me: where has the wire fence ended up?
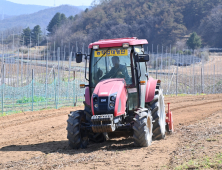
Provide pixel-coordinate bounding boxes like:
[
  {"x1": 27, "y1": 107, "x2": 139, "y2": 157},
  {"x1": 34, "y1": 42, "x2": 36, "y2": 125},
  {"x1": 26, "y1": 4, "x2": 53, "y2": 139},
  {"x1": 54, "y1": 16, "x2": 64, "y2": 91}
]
[{"x1": 0, "y1": 38, "x2": 222, "y2": 115}]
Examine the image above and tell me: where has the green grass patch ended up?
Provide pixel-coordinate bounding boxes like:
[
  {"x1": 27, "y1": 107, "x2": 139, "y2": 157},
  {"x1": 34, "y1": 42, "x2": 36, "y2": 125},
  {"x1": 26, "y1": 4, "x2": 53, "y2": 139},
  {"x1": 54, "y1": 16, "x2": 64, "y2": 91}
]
[
  {"x1": 0, "y1": 110, "x2": 22, "y2": 117},
  {"x1": 16, "y1": 96, "x2": 46, "y2": 104}
]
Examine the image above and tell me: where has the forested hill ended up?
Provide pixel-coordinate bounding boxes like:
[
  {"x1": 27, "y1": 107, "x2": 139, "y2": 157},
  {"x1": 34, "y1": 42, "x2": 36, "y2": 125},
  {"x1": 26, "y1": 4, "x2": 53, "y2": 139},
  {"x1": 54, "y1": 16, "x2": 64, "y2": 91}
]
[{"x1": 51, "y1": 0, "x2": 222, "y2": 48}]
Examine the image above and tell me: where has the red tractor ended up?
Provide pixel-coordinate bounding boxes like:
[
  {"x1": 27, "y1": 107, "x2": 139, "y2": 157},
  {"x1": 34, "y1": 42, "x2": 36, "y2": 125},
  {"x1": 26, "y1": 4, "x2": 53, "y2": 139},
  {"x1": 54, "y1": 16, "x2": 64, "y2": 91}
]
[{"x1": 67, "y1": 37, "x2": 173, "y2": 149}]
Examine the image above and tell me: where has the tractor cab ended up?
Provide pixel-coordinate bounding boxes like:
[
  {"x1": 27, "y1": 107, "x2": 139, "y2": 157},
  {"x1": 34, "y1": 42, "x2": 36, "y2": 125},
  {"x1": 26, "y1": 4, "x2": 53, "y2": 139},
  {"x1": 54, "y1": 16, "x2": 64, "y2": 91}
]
[
  {"x1": 67, "y1": 38, "x2": 172, "y2": 149},
  {"x1": 76, "y1": 38, "x2": 150, "y2": 112}
]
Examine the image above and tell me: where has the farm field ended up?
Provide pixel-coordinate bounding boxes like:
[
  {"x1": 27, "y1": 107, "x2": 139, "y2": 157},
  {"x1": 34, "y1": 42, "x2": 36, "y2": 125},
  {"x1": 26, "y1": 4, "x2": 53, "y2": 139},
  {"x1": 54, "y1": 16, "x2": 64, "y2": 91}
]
[{"x1": 0, "y1": 94, "x2": 222, "y2": 169}]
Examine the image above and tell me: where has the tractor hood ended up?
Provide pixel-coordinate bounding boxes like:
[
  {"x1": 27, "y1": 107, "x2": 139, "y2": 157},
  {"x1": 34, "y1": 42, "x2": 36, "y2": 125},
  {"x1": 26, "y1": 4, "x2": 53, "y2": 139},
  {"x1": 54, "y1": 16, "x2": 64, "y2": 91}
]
[
  {"x1": 93, "y1": 78, "x2": 126, "y2": 97},
  {"x1": 91, "y1": 78, "x2": 128, "y2": 117}
]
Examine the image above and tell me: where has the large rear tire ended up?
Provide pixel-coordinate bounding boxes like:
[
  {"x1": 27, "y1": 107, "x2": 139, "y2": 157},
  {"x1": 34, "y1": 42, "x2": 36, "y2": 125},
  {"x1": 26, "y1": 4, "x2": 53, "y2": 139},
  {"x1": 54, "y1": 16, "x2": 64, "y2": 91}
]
[
  {"x1": 146, "y1": 89, "x2": 166, "y2": 140},
  {"x1": 66, "y1": 110, "x2": 88, "y2": 149},
  {"x1": 133, "y1": 110, "x2": 152, "y2": 147}
]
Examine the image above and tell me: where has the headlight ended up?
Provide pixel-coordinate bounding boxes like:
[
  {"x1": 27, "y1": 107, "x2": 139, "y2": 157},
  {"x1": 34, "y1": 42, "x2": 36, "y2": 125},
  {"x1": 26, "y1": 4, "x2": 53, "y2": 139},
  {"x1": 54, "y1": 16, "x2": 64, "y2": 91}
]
[
  {"x1": 94, "y1": 104, "x2": 98, "y2": 108},
  {"x1": 110, "y1": 96, "x2": 115, "y2": 101},
  {"x1": 109, "y1": 102, "x2": 115, "y2": 108},
  {"x1": 94, "y1": 97, "x2": 98, "y2": 102}
]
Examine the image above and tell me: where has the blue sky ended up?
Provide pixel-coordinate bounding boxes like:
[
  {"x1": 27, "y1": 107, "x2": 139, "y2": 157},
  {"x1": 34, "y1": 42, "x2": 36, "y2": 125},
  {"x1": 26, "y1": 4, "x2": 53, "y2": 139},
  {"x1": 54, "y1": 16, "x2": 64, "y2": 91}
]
[{"x1": 7, "y1": 0, "x2": 94, "y2": 6}]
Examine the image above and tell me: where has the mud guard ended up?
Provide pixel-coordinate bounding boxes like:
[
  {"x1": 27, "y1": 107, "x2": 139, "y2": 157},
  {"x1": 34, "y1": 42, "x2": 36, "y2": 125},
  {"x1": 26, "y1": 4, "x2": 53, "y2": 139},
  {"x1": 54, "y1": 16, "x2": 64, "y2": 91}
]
[
  {"x1": 85, "y1": 87, "x2": 91, "y2": 106},
  {"x1": 145, "y1": 77, "x2": 158, "y2": 103}
]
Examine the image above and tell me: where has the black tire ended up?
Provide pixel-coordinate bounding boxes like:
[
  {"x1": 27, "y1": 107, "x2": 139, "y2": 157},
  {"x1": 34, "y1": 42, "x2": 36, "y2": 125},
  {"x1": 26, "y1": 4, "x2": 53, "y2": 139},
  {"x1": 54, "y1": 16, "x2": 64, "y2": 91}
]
[
  {"x1": 66, "y1": 110, "x2": 88, "y2": 149},
  {"x1": 133, "y1": 110, "x2": 152, "y2": 147},
  {"x1": 84, "y1": 108, "x2": 106, "y2": 143},
  {"x1": 147, "y1": 89, "x2": 166, "y2": 140}
]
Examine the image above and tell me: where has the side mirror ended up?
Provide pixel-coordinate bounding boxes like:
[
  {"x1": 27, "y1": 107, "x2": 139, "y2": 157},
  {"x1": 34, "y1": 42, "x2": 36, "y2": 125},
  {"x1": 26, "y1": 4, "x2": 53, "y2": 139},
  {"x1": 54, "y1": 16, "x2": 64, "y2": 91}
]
[
  {"x1": 76, "y1": 52, "x2": 83, "y2": 63},
  {"x1": 135, "y1": 54, "x2": 149, "y2": 62}
]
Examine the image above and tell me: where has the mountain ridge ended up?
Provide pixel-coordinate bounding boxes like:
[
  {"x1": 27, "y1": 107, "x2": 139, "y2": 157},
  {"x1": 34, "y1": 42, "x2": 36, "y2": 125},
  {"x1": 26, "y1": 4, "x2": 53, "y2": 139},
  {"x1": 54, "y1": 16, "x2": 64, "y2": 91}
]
[
  {"x1": 0, "y1": 5, "x2": 83, "y2": 31},
  {"x1": 0, "y1": 0, "x2": 50, "y2": 16}
]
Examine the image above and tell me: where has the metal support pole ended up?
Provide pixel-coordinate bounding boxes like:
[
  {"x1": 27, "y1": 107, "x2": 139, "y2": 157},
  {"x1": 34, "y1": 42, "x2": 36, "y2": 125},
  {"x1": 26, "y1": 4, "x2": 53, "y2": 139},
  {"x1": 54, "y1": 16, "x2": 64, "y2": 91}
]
[
  {"x1": 176, "y1": 65, "x2": 178, "y2": 96},
  {"x1": 201, "y1": 68, "x2": 203, "y2": 93},
  {"x1": 53, "y1": 69, "x2": 57, "y2": 109},
  {"x1": 193, "y1": 53, "x2": 195, "y2": 94},
  {"x1": 32, "y1": 69, "x2": 34, "y2": 111},
  {"x1": 1, "y1": 64, "x2": 4, "y2": 114},
  {"x1": 214, "y1": 64, "x2": 215, "y2": 94}
]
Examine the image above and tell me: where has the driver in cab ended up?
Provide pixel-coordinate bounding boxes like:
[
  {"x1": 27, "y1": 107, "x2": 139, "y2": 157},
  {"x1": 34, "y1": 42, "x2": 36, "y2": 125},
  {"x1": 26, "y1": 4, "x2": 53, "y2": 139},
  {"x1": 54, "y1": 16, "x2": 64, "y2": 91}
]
[{"x1": 100, "y1": 56, "x2": 130, "y2": 81}]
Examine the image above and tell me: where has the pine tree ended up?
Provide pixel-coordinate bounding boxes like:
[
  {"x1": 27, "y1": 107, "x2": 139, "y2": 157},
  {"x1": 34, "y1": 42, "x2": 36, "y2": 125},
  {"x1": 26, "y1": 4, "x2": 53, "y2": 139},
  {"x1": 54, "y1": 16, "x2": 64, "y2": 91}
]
[
  {"x1": 21, "y1": 27, "x2": 31, "y2": 46},
  {"x1": 47, "y1": 13, "x2": 67, "y2": 35},
  {"x1": 47, "y1": 12, "x2": 61, "y2": 35},
  {"x1": 31, "y1": 25, "x2": 42, "y2": 46},
  {"x1": 60, "y1": 13, "x2": 67, "y2": 22},
  {"x1": 186, "y1": 32, "x2": 202, "y2": 50}
]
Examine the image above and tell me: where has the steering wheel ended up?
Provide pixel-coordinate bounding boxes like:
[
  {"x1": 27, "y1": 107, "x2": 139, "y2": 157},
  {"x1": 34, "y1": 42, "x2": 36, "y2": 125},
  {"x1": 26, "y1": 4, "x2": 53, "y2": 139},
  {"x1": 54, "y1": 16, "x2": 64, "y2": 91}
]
[{"x1": 116, "y1": 72, "x2": 125, "y2": 78}]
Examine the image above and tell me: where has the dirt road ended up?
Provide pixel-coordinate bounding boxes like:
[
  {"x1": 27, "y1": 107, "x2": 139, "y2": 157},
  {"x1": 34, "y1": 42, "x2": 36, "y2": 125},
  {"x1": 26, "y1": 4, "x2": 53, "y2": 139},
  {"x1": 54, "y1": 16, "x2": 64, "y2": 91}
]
[{"x1": 0, "y1": 94, "x2": 222, "y2": 169}]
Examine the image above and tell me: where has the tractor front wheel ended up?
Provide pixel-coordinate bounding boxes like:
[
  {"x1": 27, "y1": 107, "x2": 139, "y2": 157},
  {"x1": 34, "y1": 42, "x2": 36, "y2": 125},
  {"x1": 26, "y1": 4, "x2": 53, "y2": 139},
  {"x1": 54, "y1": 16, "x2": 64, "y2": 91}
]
[
  {"x1": 66, "y1": 110, "x2": 88, "y2": 149},
  {"x1": 147, "y1": 89, "x2": 166, "y2": 140},
  {"x1": 133, "y1": 110, "x2": 152, "y2": 147}
]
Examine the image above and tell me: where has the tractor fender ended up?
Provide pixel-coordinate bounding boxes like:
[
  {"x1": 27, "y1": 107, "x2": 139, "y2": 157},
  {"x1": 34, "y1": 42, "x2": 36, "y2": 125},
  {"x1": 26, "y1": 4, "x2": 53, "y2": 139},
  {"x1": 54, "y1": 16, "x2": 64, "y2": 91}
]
[
  {"x1": 85, "y1": 87, "x2": 90, "y2": 106},
  {"x1": 145, "y1": 77, "x2": 158, "y2": 103}
]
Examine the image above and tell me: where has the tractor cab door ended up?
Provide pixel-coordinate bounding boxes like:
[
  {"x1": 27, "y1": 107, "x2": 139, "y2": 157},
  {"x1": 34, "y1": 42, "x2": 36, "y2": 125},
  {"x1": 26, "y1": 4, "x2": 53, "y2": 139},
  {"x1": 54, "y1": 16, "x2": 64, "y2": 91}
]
[{"x1": 133, "y1": 45, "x2": 149, "y2": 108}]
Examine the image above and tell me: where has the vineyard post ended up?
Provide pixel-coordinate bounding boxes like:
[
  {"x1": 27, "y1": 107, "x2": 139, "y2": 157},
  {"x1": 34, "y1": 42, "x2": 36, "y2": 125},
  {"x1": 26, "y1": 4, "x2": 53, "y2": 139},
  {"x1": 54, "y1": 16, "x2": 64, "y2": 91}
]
[
  {"x1": 45, "y1": 47, "x2": 48, "y2": 107},
  {"x1": 73, "y1": 71, "x2": 76, "y2": 106},
  {"x1": 32, "y1": 69, "x2": 34, "y2": 111},
  {"x1": 193, "y1": 51, "x2": 195, "y2": 94},
  {"x1": 201, "y1": 67, "x2": 203, "y2": 93},
  {"x1": 176, "y1": 54, "x2": 178, "y2": 96},
  {"x1": 156, "y1": 45, "x2": 158, "y2": 79},
  {"x1": 1, "y1": 64, "x2": 5, "y2": 114},
  {"x1": 67, "y1": 52, "x2": 72, "y2": 100},
  {"x1": 57, "y1": 47, "x2": 60, "y2": 109},
  {"x1": 202, "y1": 54, "x2": 205, "y2": 93},
  {"x1": 53, "y1": 69, "x2": 57, "y2": 109},
  {"x1": 214, "y1": 64, "x2": 215, "y2": 94},
  {"x1": 161, "y1": 46, "x2": 163, "y2": 81},
  {"x1": 189, "y1": 49, "x2": 191, "y2": 94}
]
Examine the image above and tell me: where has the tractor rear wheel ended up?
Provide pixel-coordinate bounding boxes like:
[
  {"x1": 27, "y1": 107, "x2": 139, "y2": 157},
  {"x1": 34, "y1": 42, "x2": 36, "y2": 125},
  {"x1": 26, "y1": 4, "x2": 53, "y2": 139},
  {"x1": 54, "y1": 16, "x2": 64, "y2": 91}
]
[
  {"x1": 133, "y1": 110, "x2": 152, "y2": 147},
  {"x1": 146, "y1": 89, "x2": 166, "y2": 140},
  {"x1": 66, "y1": 110, "x2": 88, "y2": 149}
]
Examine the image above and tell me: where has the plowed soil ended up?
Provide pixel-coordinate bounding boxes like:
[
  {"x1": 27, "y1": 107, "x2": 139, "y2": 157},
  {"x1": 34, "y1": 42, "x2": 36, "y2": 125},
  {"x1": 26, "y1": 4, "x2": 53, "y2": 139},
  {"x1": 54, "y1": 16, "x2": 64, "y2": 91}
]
[{"x1": 0, "y1": 94, "x2": 222, "y2": 170}]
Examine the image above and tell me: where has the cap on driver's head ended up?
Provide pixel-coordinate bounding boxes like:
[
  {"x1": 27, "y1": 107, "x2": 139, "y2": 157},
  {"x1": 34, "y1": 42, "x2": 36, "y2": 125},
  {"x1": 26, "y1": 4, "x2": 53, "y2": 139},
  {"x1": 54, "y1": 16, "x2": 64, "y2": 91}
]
[{"x1": 112, "y1": 56, "x2": 119, "y2": 60}]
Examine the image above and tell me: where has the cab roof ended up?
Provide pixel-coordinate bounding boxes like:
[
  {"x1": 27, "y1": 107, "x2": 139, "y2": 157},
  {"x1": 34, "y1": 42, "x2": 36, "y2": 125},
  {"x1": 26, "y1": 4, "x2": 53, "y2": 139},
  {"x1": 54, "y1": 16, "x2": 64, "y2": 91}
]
[{"x1": 88, "y1": 37, "x2": 148, "y2": 49}]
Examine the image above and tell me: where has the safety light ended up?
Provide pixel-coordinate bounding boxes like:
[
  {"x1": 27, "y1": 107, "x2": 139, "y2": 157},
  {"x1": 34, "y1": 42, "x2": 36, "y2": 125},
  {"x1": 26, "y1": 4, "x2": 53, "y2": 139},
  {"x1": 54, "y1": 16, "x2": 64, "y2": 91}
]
[
  {"x1": 80, "y1": 84, "x2": 85, "y2": 88},
  {"x1": 140, "y1": 81, "x2": 146, "y2": 85},
  {"x1": 122, "y1": 43, "x2": 129, "y2": 48},
  {"x1": 93, "y1": 45, "x2": 99, "y2": 50}
]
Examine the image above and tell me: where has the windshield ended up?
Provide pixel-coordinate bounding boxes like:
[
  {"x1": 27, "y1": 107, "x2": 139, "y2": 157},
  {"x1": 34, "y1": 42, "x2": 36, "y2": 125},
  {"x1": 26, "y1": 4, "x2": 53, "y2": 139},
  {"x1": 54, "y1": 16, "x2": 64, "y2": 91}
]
[{"x1": 90, "y1": 47, "x2": 133, "y2": 87}]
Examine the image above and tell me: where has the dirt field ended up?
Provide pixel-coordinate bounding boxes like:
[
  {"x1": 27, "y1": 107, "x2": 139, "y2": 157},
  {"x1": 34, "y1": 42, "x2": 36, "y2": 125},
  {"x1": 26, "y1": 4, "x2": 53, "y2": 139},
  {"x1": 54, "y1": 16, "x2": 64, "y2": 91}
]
[{"x1": 0, "y1": 94, "x2": 222, "y2": 169}]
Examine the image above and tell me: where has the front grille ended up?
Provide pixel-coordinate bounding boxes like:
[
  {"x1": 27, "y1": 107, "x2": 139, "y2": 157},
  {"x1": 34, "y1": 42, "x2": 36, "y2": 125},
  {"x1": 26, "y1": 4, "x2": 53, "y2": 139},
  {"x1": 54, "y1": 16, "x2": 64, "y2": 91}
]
[
  {"x1": 99, "y1": 104, "x2": 107, "y2": 111},
  {"x1": 98, "y1": 97, "x2": 108, "y2": 111},
  {"x1": 94, "y1": 97, "x2": 114, "y2": 115}
]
